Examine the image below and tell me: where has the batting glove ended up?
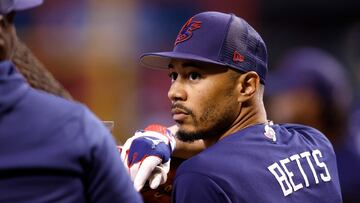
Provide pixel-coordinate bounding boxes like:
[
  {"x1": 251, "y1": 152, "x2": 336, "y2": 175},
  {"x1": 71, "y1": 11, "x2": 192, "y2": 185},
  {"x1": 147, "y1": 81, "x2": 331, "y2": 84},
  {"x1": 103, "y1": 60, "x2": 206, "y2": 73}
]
[{"x1": 119, "y1": 124, "x2": 176, "y2": 191}]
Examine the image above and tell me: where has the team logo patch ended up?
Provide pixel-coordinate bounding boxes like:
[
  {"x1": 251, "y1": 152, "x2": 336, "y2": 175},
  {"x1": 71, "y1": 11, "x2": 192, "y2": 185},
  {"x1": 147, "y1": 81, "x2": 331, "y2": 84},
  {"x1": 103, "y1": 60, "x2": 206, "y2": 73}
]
[
  {"x1": 174, "y1": 17, "x2": 202, "y2": 46},
  {"x1": 264, "y1": 124, "x2": 276, "y2": 142}
]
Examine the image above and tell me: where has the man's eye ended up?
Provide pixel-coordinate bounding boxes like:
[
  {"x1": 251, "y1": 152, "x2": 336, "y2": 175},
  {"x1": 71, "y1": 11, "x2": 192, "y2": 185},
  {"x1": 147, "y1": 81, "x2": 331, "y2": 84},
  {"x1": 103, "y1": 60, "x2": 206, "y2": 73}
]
[
  {"x1": 189, "y1": 72, "x2": 200, "y2": 81},
  {"x1": 168, "y1": 72, "x2": 178, "y2": 82}
]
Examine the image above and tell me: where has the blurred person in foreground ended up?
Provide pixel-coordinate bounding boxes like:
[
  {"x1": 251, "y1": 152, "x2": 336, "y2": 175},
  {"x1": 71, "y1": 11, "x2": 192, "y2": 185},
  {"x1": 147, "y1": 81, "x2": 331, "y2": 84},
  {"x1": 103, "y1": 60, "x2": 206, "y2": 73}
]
[
  {"x1": 120, "y1": 11, "x2": 342, "y2": 202},
  {"x1": 0, "y1": 1, "x2": 142, "y2": 202},
  {"x1": 265, "y1": 47, "x2": 359, "y2": 203}
]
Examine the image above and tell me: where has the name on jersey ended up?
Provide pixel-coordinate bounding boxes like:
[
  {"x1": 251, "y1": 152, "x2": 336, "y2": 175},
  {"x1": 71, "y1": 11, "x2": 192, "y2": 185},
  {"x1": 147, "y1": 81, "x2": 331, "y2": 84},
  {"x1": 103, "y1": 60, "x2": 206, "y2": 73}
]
[{"x1": 267, "y1": 149, "x2": 331, "y2": 197}]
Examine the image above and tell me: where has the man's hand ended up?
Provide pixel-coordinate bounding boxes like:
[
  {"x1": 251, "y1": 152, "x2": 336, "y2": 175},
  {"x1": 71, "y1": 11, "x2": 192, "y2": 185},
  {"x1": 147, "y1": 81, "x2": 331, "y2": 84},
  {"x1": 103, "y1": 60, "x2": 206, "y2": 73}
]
[{"x1": 120, "y1": 124, "x2": 176, "y2": 191}]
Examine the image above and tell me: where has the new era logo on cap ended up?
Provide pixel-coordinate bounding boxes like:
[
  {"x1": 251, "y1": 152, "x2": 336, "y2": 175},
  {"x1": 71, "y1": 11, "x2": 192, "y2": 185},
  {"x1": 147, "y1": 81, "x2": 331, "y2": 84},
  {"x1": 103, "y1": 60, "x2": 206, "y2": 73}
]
[
  {"x1": 233, "y1": 51, "x2": 245, "y2": 62},
  {"x1": 140, "y1": 11, "x2": 268, "y2": 84}
]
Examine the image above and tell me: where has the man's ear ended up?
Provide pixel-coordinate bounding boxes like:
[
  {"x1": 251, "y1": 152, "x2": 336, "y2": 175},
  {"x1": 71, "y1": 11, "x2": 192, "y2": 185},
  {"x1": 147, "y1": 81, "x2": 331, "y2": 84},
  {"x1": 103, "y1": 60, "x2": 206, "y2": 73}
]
[{"x1": 236, "y1": 71, "x2": 260, "y2": 103}]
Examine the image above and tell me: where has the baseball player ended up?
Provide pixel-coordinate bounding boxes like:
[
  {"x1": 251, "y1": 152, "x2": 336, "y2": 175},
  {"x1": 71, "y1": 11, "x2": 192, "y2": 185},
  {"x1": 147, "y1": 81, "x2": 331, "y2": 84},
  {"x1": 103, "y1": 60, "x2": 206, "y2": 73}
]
[
  {"x1": 0, "y1": 1, "x2": 142, "y2": 202},
  {"x1": 121, "y1": 11, "x2": 342, "y2": 202}
]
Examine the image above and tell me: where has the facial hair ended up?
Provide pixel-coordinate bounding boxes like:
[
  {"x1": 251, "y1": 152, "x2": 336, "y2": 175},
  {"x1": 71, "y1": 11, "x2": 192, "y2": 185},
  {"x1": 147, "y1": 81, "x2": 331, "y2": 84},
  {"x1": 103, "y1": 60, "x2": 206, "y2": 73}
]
[{"x1": 176, "y1": 99, "x2": 237, "y2": 142}]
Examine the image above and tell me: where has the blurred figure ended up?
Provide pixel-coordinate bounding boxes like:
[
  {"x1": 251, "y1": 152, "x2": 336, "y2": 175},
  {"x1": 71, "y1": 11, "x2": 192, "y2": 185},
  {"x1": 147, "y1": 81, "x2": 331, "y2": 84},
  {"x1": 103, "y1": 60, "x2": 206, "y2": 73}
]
[
  {"x1": 344, "y1": 23, "x2": 360, "y2": 101},
  {"x1": 0, "y1": 1, "x2": 142, "y2": 202},
  {"x1": 0, "y1": 0, "x2": 72, "y2": 99},
  {"x1": 266, "y1": 47, "x2": 351, "y2": 146},
  {"x1": 266, "y1": 47, "x2": 360, "y2": 202},
  {"x1": 343, "y1": 23, "x2": 360, "y2": 203}
]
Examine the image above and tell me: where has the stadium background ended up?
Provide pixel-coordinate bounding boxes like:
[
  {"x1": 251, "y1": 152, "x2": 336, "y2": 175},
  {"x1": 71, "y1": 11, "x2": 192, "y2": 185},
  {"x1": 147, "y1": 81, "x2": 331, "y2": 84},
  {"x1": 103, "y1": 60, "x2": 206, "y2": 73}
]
[{"x1": 15, "y1": 0, "x2": 360, "y2": 144}]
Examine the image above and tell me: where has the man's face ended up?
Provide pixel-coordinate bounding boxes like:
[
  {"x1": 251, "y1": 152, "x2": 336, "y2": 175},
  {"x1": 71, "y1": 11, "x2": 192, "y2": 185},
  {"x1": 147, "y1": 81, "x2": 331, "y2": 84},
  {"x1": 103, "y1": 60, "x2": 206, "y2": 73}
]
[
  {"x1": 168, "y1": 59, "x2": 241, "y2": 142},
  {"x1": 0, "y1": 12, "x2": 16, "y2": 61}
]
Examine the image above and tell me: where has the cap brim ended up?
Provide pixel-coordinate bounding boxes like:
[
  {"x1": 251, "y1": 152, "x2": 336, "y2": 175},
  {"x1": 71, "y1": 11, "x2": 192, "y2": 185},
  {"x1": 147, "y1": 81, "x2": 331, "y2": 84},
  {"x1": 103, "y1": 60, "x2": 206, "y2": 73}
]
[
  {"x1": 14, "y1": 0, "x2": 43, "y2": 11},
  {"x1": 140, "y1": 51, "x2": 226, "y2": 70}
]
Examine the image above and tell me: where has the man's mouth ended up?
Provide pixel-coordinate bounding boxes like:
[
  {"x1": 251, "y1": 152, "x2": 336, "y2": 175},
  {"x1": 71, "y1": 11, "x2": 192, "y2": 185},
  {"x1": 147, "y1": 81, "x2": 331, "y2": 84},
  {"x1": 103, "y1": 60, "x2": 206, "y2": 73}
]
[{"x1": 171, "y1": 107, "x2": 190, "y2": 122}]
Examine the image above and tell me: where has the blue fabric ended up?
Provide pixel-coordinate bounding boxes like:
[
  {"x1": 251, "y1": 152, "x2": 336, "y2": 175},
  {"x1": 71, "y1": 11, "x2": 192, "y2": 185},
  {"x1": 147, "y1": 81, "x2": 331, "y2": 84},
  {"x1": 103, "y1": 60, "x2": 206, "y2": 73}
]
[
  {"x1": 0, "y1": 0, "x2": 43, "y2": 14},
  {"x1": 172, "y1": 124, "x2": 342, "y2": 203},
  {"x1": 336, "y1": 141, "x2": 360, "y2": 202},
  {"x1": 0, "y1": 61, "x2": 142, "y2": 203},
  {"x1": 140, "y1": 11, "x2": 268, "y2": 84},
  {"x1": 128, "y1": 135, "x2": 171, "y2": 166}
]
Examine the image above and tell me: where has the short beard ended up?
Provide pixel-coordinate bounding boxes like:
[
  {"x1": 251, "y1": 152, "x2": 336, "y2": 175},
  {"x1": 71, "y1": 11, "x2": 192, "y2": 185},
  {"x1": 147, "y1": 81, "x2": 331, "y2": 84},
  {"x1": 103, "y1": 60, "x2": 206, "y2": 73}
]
[
  {"x1": 176, "y1": 130, "x2": 210, "y2": 142},
  {"x1": 176, "y1": 106, "x2": 235, "y2": 142}
]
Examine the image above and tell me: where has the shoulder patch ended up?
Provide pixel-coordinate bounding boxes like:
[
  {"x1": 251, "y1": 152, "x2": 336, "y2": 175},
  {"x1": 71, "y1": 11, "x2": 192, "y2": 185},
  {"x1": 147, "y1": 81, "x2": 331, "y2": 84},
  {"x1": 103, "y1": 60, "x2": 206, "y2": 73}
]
[{"x1": 264, "y1": 124, "x2": 276, "y2": 142}]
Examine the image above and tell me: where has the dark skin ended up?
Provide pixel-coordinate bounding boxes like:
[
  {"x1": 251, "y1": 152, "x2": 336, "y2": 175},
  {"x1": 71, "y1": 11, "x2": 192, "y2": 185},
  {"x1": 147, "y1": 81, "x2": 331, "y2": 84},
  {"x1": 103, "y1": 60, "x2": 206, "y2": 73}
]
[
  {"x1": 0, "y1": 12, "x2": 16, "y2": 61},
  {"x1": 167, "y1": 59, "x2": 268, "y2": 152}
]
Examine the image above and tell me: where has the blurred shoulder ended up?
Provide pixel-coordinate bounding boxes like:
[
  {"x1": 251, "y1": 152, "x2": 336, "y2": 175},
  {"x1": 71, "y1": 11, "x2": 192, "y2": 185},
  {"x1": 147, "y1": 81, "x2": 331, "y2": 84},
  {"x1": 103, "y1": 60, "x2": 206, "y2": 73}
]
[{"x1": 24, "y1": 88, "x2": 103, "y2": 133}]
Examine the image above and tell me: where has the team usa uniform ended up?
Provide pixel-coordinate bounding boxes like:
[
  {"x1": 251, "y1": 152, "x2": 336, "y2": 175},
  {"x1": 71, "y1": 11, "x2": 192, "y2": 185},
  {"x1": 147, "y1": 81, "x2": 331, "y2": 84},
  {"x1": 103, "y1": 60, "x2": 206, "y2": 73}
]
[
  {"x1": 130, "y1": 11, "x2": 343, "y2": 202},
  {"x1": 0, "y1": 61, "x2": 142, "y2": 203},
  {"x1": 172, "y1": 123, "x2": 342, "y2": 203}
]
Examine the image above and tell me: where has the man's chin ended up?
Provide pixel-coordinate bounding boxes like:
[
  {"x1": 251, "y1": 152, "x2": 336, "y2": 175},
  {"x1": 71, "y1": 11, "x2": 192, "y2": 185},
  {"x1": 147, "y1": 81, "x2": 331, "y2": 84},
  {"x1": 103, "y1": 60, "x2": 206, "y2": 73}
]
[{"x1": 176, "y1": 129, "x2": 214, "y2": 143}]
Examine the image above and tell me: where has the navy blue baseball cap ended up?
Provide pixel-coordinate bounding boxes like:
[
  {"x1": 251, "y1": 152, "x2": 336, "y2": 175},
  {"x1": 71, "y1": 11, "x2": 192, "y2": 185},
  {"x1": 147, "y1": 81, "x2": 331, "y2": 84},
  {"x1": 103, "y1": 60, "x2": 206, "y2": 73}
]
[
  {"x1": 0, "y1": 0, "x2": 43, "y2": 15},
  {"x1": 140, "y1": 11, "x2": 268, "y2": 84}
]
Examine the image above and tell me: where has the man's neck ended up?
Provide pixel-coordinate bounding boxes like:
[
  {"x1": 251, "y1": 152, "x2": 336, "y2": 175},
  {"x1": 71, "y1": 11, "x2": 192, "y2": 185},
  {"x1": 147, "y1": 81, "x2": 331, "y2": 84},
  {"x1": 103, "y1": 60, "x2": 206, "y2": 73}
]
[{"x1": 203, "y1": 104, "x2": 268, "y2": 147}]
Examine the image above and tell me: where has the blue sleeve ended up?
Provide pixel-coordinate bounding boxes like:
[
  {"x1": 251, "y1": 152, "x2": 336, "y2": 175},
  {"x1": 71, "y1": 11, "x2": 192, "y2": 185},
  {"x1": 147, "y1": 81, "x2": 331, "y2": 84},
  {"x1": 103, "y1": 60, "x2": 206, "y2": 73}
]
[
  {"x1": 80, "y1": 107, "x2": 143, "y2": 203},
  {"x1": 172, "y1": 173, "x2": 231, "y2": 203}
]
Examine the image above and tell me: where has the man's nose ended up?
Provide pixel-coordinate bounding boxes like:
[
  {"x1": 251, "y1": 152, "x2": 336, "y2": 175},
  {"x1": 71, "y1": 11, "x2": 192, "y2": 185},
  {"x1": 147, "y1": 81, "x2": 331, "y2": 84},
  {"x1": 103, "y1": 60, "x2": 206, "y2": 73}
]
[{"x1": 168, "y1": 80, "x2": 187, "y2": 102}]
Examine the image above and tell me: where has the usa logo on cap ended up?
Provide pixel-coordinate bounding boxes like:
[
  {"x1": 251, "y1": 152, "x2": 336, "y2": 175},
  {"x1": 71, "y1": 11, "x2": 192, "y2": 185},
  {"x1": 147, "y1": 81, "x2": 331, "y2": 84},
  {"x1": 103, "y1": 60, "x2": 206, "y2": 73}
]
[{"x1": 174, "y1": 17, "x2": 201, "y2": 46}]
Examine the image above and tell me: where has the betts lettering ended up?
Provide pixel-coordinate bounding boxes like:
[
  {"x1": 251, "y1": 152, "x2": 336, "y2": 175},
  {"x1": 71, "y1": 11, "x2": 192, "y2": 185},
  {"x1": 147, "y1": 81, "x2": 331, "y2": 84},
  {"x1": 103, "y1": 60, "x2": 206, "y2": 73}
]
[{"x1": 267, "y1": 149, "x2": 331, "y2": 196}]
